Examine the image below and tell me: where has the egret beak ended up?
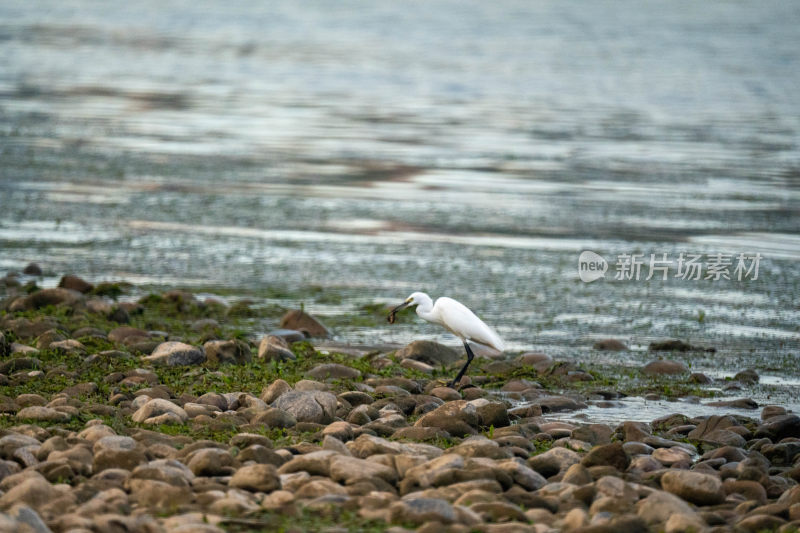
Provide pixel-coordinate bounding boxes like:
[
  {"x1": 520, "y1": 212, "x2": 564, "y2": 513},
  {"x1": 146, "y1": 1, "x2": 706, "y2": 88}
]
[{"x1": 387, "y1": 301, "x2": 410, "y2": 324}]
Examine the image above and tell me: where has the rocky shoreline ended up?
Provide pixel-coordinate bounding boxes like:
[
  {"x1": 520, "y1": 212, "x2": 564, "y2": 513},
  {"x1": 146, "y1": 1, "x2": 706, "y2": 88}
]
[{"x1": 0, "y1": 271, "x2": 798, "y2": 532}]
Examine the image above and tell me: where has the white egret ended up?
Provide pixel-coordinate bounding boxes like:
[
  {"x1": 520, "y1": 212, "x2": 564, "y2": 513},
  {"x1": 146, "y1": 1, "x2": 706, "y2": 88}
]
[{"x1": 388, "y1": 292, "x2": 505, "y2": 387}]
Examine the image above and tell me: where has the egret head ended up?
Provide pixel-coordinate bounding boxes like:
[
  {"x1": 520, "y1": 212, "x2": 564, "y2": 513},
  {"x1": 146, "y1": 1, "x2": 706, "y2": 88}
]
[{"x1": 387, "y1": 292, "x2": 430, "y2": 323}]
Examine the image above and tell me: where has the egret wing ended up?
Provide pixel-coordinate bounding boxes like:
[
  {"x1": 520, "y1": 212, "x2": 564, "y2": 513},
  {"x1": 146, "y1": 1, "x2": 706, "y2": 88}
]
[{"x1": 434, "y1": 297, "x2": 505, "y2": 351}]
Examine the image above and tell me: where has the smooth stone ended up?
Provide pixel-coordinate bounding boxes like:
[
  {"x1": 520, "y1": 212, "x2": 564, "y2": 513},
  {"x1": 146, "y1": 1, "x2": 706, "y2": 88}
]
[
  {"x1": 142, "y1": 342, "x2": 205, "y2": 366},
  {"x1": 395, "y1": 340, "x2": 460, "y2": 366},
  {"x1": 279, "y1": 309, "x2": 330, "y2": 338},
  {"x1": 229, "y1": 464, "x2": 280, "y2": 493},
  {"x1": 270, "y1": 390, "x2": 337, "y2": 424},
  {"x1": 661, "y1": 470, "x2": 725, "y2": 505}
]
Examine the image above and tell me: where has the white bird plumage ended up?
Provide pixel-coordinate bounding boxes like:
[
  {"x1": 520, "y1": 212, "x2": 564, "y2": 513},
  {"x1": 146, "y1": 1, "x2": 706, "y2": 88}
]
[{"x1": 388, "y1": 291, "x2": 505, "y2": 387}]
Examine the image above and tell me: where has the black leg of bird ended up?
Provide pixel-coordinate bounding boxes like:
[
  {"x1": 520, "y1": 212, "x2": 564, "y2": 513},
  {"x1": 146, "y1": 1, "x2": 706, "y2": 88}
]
[{"x1": 449, "y1": 341, "x2": 475, "y2": 388}]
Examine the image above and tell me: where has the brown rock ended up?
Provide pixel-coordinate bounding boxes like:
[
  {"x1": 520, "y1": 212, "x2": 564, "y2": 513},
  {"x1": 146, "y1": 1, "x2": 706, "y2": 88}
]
[
  {"x1": 661, "y1": 470, "x2": 724, "y2": 506},
  {"x1": 203, "y1": 339, "x2": 251, "y2": 365},
  {"x1": 642, "y1": 360, "x2": 688, "y2": 375},
  {"x1": 593, "y1": 339, "x2": 627, "y2": 351},
  {"x1": 58, "y1": 274, "x2": 94, "y2": 293},
  {"x1": 396, "y1": 340, "x2": 460, "y2": 366},
  {"x1": 279, "y1": 309, "x2": 330, "y2": 338}
]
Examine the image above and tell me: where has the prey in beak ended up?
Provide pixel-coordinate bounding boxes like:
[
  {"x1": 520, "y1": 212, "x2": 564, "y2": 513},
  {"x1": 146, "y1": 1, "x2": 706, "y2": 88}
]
[{"x1": 387, "y1": 299, "x2": 411, "y2": 324}]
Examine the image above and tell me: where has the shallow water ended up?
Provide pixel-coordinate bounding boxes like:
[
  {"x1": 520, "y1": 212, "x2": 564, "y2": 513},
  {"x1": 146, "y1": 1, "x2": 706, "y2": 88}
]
[{"x1": 1, "y1": 2, "x2": 799, "y2": 410}]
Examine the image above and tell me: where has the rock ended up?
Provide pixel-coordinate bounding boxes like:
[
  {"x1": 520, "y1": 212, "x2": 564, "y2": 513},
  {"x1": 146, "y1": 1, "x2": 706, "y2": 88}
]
[
  {"x1": 581, "y1": 442, "x2": 630, "y2": 471},
  {"x1": 131, "y1": 399, "x2": 188, "y2": 424},
  {"x1": 755, "y1": 414, "x2": 800, "y2": 440},
  {"x1": 252, "y1": 408, "x2": 297, "y2": 429},
  {"x1": 450, "y1": 436, "x2": 511, "y2": 459},
  {"x1": 108, "y1": 326, "x2": 149, "y2": 344},
  {"x1": 470, "y1": 399, "x2": 510, "y2": 428},
  {"x1": 203, "y1": 339, "x2": 251, "y2": 365},
  {"x1": 517, "y1": 352, "x2": 554, "y2": 373},
  {"x1": 260, "y1": 379, "x2": 292, "y2": 404},
  {"x1": 593, "y1": 339, "x2": 627, "y2": 351},
  {"x1": 495, "y1": 460, "x2": 547, "y2": 491},
  {"x1": 307, "y1": 363, "x2": 361, "y2": 380},
  {"x1": 652, "y1": 447, "x2": 692, "y2": 466},
  {"x1": 229, "y1": 464, "x2": 280, "y2": 492},
  {"x1": 528, "y1": 448, "x2": 581, "y2": 477},
  {"x1": 664, "y1": 512, "x2": 708, "y2": 533},
  {"x1": 35, "y1": 329, "x2": 65, "y2": 350},
  {"x1": 636, "y1": 490, "x2": 697, "y2": 526},
  {"x1": 414, "y1": 400, "x2": 480, "y2": 437},
  {"x1": 23, "y1": 263, "x2": 43, "y2": 275},
  {"x1": 687, "y1": 415, "x2": 744, "y2": 446},
  {"x1": 0, "y1": 332, "x2": 8, "y2": 358},
  {"x1": 142, "y1": 342, "x2": 205, "y2": 366},
  {"x1": 395, "y1": 340, "x2": 460, "y2": 366},
  {"x1": 348, "y1": 434, "x2": 442, "y2": 460},
  {"x1": 735, "y1": 514, "x2": 786, "y2": 532},
  {"x1": 50, "y1": 339, "x2": 87, "y2": 354},
  {"x1": 0, "y1": 357, "x2": 42, "y2": 374},
  {"x1": 572, "y1": 424, "x2": 613, "y2": 445},
  {"x1": 706, "y1": 398, "x2": 758, "y2": 409},
  {"x1": 277, "y1": 450, "x2": 335, "y2": 477},
  {"x1": 16, "y1": 406, "x2": 71, "y2": 423},
  {"x1": 93, "y1": 436, "x2": 146, "y2": 472},
  {"x1": 9, "y1": 288, "x2": 83, "y2": 312},
  {"x1": 689, "y1": 372, "x2": 712, "y2": 384},
  {"x1": 723, "y1": 479, "x2": 767, "y2": 504},
  {"x1": 761, "y1": 405, "x2": 787, "y2": 420},
  {"x1": 322, "y1": 421, "x2": 354, "y2": 442},
  {"x1": 330, "y1": 455, "x2": 397, "y2": 485},
  {"x1": 0, "y1": 477, "x2": 58, "y2": 510},
  {"x1": 562, "y1": 463, "x2": 593, "y2": 485},
  {"x1": 257, "y1": 335, "x2": 296, "y2": 362},
  {"x1": 649, "y1": 339, "x2": 710, "y2": 352},
  {"x1": 58, "y1": 274, "x2": 94, "y2": 293},
  {"x1": 187, "y1": 448, "x2": 234, "y2": 476},
  {"x1": 389, "y1": 497, "x2": 456, "y2": 525},
  {"x1": 661, "y1": 470, "x2": 724, "y2": 505},
  {"x1": 279, "y1": 309, "x2": 331, "y2": 338},
  {"x1": 641, "y1": 360, "x2": 688, "y2": 375},
  {"x1": 529, "y1": 395, "x2": 587, "y2": 413},
  {"x1": 429, "y1": 387, "x2": 461, "y2": 401},
  {"x1": 271, "y1": 390, "x2": 337, "y2": 424},
  {"x1": 734, "y1": 368, "x2": 759, "y2": 384},
  {"x1": 400, "y1": 358, "x2": 434, "y2": 374},
  {"x1": 267, "y1": 329, "x2": 306, "y2": 343}
]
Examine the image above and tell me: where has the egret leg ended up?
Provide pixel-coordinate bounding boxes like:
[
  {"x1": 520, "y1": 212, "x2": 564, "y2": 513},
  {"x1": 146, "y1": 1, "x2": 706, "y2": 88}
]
[{"x1": 448, "y1": 341, "x2": 475, "y2": 388}]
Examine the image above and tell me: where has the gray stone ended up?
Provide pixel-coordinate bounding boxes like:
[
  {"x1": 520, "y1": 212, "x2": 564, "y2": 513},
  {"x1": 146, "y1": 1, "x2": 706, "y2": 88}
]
[
  {"x1": 389, "y1": 497, "x2": 456, "y2": 525},
  {"x1": 414, "y1": 400, "x2": 480, "y2": 437},
  {"x1": 142, "y1": 341, "x2": 205, "y2": 366},
  {"x1": 93, "y1": 436, "x2": 146, "y2": 472},
  {"x1": 270, "y1": 390, "x2": 337, "y2": 424}
]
